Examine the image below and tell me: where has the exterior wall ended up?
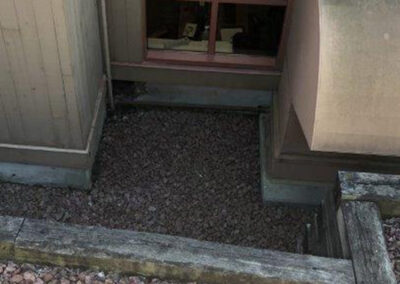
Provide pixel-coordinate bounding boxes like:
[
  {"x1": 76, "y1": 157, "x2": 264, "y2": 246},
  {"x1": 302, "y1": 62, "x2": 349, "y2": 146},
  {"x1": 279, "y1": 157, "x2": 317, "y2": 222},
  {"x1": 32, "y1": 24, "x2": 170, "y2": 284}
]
[
  {"x1": 0, "y1": 0, "x2": 105, "y2": 169},
  {"x1": 283, "y1": 0, "x2": 319, "y2": 148},
  {"x1": 281, "y1": 0, "x2": 400, "y2": 157},
  {"x1": 106, "y1": 0, "x2": 145, "y2": 63},
  {"x1": 106, "y1": 0, "x2": 280, "y2": 90},
  {"x1": 313, "y1": 0, "x2": 400, "y2": 156}
]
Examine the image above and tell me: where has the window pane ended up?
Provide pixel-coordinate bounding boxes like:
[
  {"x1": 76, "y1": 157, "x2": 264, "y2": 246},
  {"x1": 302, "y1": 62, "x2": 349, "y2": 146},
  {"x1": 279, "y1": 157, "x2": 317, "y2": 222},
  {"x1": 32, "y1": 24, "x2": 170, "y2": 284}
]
[
  {"x1": 216, "y1": 4, "x2": 286, "y2": 56},
  {"x1": 147, "y1": 0, "x2": 211, "y2": 53}
]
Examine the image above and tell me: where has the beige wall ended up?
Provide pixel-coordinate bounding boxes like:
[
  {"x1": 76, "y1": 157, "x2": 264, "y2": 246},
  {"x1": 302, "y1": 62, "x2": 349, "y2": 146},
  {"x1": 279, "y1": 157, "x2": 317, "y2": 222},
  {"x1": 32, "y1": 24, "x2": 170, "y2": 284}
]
[
  {"x1": 277, "y1": 0, "x2": 320, "y2": 150},
  {"x1": 282, "y1": 0, "x2": 400, "y2": 157},
  {"x1": 0, "y1": 0, "x2": 103, "y2": 151}
]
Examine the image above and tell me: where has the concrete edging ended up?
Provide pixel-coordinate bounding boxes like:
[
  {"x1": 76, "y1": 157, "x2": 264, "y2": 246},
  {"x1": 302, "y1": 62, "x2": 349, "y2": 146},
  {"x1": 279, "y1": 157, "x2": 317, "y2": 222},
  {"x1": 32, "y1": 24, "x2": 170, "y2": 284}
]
[
  {"x1": 259, "y1": 113, "x2": 331, "y2": 206},
  {"x1": 0, "y1": 215, "x2": 355, "y2": 284}
]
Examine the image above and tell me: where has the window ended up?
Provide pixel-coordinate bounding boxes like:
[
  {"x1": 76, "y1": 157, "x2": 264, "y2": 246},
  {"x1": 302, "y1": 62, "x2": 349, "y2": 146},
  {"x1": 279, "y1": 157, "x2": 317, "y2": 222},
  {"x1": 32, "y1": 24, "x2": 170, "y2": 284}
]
[{"x1": 146, "y1": 0, "x2": 290, "y2": 69}]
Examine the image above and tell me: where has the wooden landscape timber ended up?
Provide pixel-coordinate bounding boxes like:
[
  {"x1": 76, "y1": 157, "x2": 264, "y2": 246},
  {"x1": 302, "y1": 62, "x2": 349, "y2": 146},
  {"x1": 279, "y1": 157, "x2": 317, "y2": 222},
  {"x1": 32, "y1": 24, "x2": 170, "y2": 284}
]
[
  {"x1": 342, "y1": 201, "x2": 396, "y2": 284},
  {"x1": 339, "y1": 171, "x2": 400, "y2": 217},
  {"x1": 0, "y1": 215, "x2": 355, "y2": 284},
  {"x1": 337, "y1": 171, "x2": 400, "y2": 283}
]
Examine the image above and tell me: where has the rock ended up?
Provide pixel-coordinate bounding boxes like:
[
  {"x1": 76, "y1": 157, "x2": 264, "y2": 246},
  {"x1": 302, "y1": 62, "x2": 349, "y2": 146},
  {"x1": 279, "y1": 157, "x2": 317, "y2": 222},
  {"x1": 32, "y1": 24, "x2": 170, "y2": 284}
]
[
  {"x1": 42, "y1": 273, "x2": 54, "y2": 282},
  {"x1": 10, "y1": 274, "x2": 24, "y2": 283},
  {"x1": 34, "y1": 279, "x2": 44, "y2": 284},
  {"x1": 60, "y1": 279, "x2": 70, "y2": 284},
  {"x1": 85, "y1": 275, "x2": 93, "y2": 283},
  {"x1": 96, "y1": 271, "x2": 105, "y2": 280},
  {"x1": 78, "y1": 272, "x2": 86, "y2": 282},
  {"x1": 21, "y1": 263, "x2": 36, "y2": 272},
  {"x1": 5, "y1": 263, "x2": 16, "y2": 273},
  {"x1": 128, "y1": 276, "x2": 145, "y2": 284},
  {"x1": 23, "y1": 271, "x2": 36, "y2": 282}
]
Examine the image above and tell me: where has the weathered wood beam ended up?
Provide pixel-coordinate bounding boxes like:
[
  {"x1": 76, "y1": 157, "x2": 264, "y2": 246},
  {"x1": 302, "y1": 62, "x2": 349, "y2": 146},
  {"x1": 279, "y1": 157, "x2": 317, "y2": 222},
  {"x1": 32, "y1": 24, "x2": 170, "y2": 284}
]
[
  {"x1": 339, "y1": 171, "x2": 400, "y2": 217},
  {"x1": 342, "y1": 201, "x2": 396, "y2": 284},
  {"x1": 319, "y1": 191, "x2": 344, "y2": 258},
  {"x1": 0, "y1": 216, "x2": 24, "y2": 259},
  {"x1": 0, "y1": 215, "x2": 357, "y2": 284}
]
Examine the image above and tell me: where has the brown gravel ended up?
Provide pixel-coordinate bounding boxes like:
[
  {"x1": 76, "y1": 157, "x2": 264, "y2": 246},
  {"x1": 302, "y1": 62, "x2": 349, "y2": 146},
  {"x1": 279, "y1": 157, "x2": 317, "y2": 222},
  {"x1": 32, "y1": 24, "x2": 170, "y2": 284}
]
[
  {"x1": 384, "y1": 218, "x2": 400, "y2": 282},
  {"x1": 0, "y1": 261, "x2": 191, "y2": 284},
  {"x1": 0, "y1": 107, "x2": 313, "y2": 252}
]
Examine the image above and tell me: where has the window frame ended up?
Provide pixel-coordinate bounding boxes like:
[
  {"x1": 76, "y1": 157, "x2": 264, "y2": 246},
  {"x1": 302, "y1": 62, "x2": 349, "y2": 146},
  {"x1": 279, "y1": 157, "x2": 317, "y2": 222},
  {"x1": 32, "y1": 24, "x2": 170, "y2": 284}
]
[{"x1": 144, "y1": 0, "x2": 292, "y2": 70}]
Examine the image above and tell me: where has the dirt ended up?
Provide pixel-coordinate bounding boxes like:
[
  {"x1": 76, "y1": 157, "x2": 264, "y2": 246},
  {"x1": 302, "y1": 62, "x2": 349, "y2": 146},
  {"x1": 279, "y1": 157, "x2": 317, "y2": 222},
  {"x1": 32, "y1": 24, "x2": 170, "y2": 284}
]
[
  {"x1": 384, "y1": 217, "x2": 400, "y2": 282},
  {"x1": 0, "y1": 107, "x2": 313, "y2": 252},
  {"x1": 0, "y1": 261, "x2": 190, "y2": 284}
]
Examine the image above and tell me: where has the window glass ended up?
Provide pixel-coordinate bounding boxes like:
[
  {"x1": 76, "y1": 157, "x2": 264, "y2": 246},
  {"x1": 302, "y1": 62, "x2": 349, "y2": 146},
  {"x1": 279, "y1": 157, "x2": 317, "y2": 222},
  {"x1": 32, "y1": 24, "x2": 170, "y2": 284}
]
[
  {"x1": 216, "y1": 4, "x2": 286, "y2": 56},
  {"x1": 147, "y1": 0, "x2": 211, "y2": 52}
]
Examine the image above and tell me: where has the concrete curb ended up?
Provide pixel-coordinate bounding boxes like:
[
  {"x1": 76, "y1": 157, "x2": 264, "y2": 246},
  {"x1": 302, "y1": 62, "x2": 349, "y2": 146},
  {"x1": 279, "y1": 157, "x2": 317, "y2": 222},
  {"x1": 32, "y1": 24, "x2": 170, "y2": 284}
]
[
  {"x1": 0, "y1": 215, "x2": 355, "y2": 284},
  {"x1": 259, "y1": 113, "x2": 331, "y2": 206}
]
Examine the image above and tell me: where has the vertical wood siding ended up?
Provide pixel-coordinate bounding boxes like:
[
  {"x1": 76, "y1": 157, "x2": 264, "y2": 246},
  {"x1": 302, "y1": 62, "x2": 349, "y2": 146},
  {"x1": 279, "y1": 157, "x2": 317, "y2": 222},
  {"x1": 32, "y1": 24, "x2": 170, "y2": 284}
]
[
  {"x1": 106, "y1": 0, "x2": 145, "y2": 63},
  {"x1": 0, "y1": 0, "x2": 103, "y2": 150}
]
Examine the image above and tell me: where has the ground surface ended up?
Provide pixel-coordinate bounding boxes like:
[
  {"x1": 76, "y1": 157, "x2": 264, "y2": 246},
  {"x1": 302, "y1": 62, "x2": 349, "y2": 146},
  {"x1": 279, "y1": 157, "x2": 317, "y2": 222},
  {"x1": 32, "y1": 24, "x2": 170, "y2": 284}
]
[
  {"x1": 0, "y1": 261, "x2": 189, "y2": 284},
  {"x1": 0, "y1": 107, "x2": 313, "y2": 252},
  {"x1": 384, "y1": 218, "x2": 400, "y2": 283}
]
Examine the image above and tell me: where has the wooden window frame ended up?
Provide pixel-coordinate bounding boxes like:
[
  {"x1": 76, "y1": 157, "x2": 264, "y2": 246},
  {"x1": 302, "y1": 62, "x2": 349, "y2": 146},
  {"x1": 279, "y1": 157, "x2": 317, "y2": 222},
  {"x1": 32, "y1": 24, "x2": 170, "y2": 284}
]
[{"x1": 144, "y1": 0, "x2": 293, "y2": 70}]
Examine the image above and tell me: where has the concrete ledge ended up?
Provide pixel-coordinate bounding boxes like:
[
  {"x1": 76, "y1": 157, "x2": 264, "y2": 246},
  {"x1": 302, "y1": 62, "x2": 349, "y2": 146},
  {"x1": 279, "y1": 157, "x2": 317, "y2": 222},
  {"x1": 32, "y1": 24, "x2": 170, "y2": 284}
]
[
  {"x1": 111, "y1": 63, "x2": 280, "y2": 90},
  {"x1": 0, "y1": 162, "x2": 91, "y2": 189},
  {"x1": 259, "y1": 113, "x2": 331, "y2": 206},
  {"x1": 339, "y1": 171, "x2": 400, "y2": 217},
  {"x1": 0, "y1": 215, "x2": 355, "y2": 283},
  {"x1": 117, "y1": 83, "x2": 272, "y2": 110}
]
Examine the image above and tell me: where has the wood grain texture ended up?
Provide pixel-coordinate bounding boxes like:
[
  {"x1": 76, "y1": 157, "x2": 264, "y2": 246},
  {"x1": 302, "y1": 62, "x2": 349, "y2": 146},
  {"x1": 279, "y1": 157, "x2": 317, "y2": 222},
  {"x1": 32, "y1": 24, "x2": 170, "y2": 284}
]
[
  {"x1": 0, "y1": 215, "x2": 24, "y2": 260},
  {"x1": 319, "y1": 191, "x2": 344, "y2": 258},
  {"x1": 0, "y1": 0, "x2": 104, "y2": 157},
  {"x1": 14, "y1": 217, "x2": 355, "y2": 284},
  {"x1": 107, "y1": 0, "x2": 129, "y2": 61},
  {"x1": 0, "y1": 0, "x2": 40, "y2": 145},
  {"x1": 342, "y1": 201, "x2": 396, "y2": 284},
  {"x1": 339, "y1": 171, "x2": 400, "y2": 217},
  {"x1": 51, "y1": 0, "x2": 84, "y2": 148},
  {"x1": 14, "y1": 0, "x2": 56, "y2": 145},
  {"x1": 63, "y1": 0, "x2": 103, "y2": 144},
  {"x1": 126, "y1": 0, "x2": 145, "y2": 63}
]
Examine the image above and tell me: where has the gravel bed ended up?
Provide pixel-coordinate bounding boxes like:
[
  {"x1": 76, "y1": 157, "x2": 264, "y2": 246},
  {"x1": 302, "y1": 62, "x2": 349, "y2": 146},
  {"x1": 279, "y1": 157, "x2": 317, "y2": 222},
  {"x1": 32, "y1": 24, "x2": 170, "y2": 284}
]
[
  {"x1": 384, "y1": 218, "x2": 400, "y2": 282},
  {"x1": 0, "y1": 261, "x2": 191, "y2": 284},
  {"x1": 0, "y1": 107, "x2": 313, "y2": 252}
]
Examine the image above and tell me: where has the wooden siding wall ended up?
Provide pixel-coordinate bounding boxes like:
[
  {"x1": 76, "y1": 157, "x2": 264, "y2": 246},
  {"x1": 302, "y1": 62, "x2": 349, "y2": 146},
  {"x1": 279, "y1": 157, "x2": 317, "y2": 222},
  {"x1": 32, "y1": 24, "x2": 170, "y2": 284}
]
[
  {"x1": 0, "y1": 0, "x2": 103, "y2": 150},
  {"x1": 106, "y1": 0, "x2": 145, "y2": 63}
]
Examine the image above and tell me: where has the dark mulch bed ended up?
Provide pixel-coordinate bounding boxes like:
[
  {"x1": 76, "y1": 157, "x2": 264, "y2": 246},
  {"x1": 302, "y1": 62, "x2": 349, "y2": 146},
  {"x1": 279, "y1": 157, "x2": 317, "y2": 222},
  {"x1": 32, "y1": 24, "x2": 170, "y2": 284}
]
[
  {"x1": 384, "y1": 218, "x2": 400, "y2": 282},
  {"x1": 0, "y1": 107, "x2": 313, "y2": 252}
]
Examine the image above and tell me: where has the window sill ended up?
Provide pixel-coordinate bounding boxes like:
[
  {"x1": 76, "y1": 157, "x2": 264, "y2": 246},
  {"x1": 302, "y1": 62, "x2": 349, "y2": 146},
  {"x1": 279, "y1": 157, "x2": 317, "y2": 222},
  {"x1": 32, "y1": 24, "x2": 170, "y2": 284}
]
[{"x1": 145, "y1": 49, "x2": 279, "y2": 70}]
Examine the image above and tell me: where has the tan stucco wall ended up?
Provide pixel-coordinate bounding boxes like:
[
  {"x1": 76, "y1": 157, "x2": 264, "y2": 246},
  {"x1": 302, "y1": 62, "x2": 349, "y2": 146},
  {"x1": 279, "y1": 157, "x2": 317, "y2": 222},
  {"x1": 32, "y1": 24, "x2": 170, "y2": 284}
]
[{"x1": 283, "y1": 0, "x2": 400, "y2": 157}]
